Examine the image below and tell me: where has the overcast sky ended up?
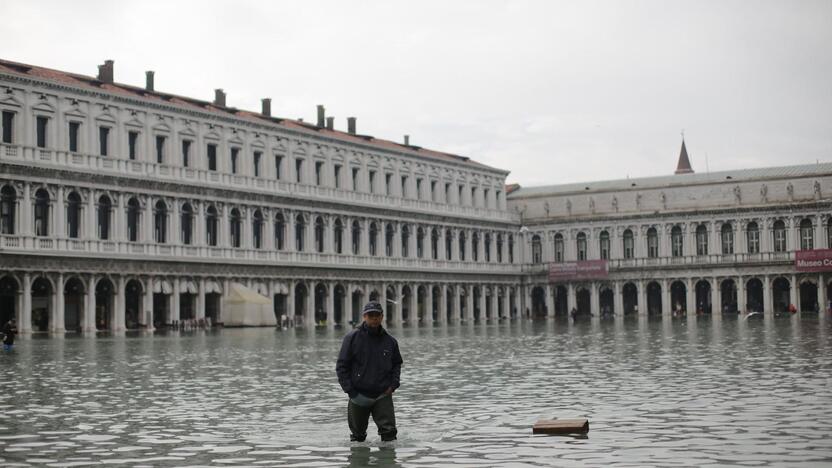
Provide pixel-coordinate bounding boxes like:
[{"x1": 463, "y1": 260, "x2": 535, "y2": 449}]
[{"x1": 2, "y1": 0, "x2": 830, "y2": 186}]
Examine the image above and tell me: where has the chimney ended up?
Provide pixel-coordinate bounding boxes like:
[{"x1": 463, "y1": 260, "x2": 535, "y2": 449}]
[
  {"x1": 326, "y1": 116, "x2": 334, "y2": 130},
  {"x1": 97, "y1": 60, "x2": 114, "y2": 83},
  {"x1": 145, "y1": 71, "x2": 155, "y2": 91},
  {"x1": 261, "y1": 98, "x2": 271, "y2": 117},
  {"x1": 214, "y1": 89, "x2": 226, "y2": 107},
  {"x1": 317, "y1": 105, "x2": 325, "y2": 127},
  {"x1": 404, "y1": 135, "x2": 410, "y2": 146},
  {"x1": 347, "y1": 117, "x2": 356, "y2": 135}
]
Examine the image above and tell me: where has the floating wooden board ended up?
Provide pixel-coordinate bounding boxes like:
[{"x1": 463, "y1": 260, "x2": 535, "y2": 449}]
[{"x1": 533, "y1": 418, "x2": 589, "y2": 434}]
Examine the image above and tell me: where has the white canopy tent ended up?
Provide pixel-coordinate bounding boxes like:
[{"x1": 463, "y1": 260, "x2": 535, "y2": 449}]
[{"x1": 223, "y1": 282, "x2": 276, "y2": 327}]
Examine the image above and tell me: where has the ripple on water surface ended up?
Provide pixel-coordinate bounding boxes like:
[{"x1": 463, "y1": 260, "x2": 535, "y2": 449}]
[{"x1": 0, "y1": 316, "x2": 831, "y2": 466}]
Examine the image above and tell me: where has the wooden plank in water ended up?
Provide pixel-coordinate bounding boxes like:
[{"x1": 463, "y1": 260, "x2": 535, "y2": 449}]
[{"x1": 533, "y1": 418, "x2": 589, "y2": 434}]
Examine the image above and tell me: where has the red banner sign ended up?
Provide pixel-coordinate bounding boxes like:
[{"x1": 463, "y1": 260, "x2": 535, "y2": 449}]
[
  {"x1": 795, "y1": 249, "x2": 832, "y2": 272},
  {"x1": 548, "y1": 260, "x2": 609, "y2": 282}
]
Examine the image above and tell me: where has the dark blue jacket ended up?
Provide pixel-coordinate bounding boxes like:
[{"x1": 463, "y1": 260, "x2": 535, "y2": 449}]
[{"x1": 336, "y1": 322, "x2": 403, "y2": 398}]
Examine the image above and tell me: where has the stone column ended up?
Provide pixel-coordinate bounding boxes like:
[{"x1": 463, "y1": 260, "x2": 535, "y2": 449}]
[
  {"x1": 426, "y1": 285, "x2": 435, "y2": 323},
  {"x1": 711, "y1": 277, "x2": 720, "y2": 317},
  {"x1": 818, "y1": 273, "x2": 826, "y2": 313},
  {"x1": 502, "y1": 287, "x2": 511, "y2": 318},
  {"x1": 20, "y1": 272, "x2": 31, "y2": 334},
  {"x1": 439, "y1": 284, "x2": 448, "y2": 323},
  {"x1": 453, "y1": 285, "x2": 462, "y2": 321},
  {"x1": 144, "y1": 195, "x2": 153, "y2": 243},
  {"x1": 326, "y1": 281, "x2": 335, "y2": 326},
  {"x1": 790, "y1": 274, "x2": 798, "y2": 310},
  {"x1": 86, "y1": 189, "x2": 95, "y2": 240},
  {"x1": 55, "y1": 186, "x2": 64, "y2": 239},
  {"x1": 613, "y1": 281, "x2": 623, "y2": 316},
  {"x1": 170, "y1": 278, "x2": 180, "y2": 324},
  {"x1": 84, "y1": 275, "x2": 97, "y2": 332},
  {"x1": 21, "y1": 182, "x2": 31, "y2": 239},
  {"x1": 394, "y1": 283, "x2": 404, "y2": 324},
  {"x1": 590, "y1": 282, "x2": 599, "y2": 317},
  {"x1": 512, "y1": 287, "x2": 521, "y2": 319},
  {"x1": 545, "y1": 284, "x2": 555, "y2": 318},
  {"x1": 662, "y1": 279, "x2": 671, "y2": 317},
  {"x1": 381, "y1": 283, "x2": 390, "y2": 327},
  {"x1": 197, "y1": 277, "x2": 206, "y2": 320},
  {"x1": 114, "y1": 275, "x2": 126, "y2": 331},
  {"x1": 345, "y1": 284, "x2": 354, "y2": 326},
  {"x1": 478, "y1": 286, "x2": 487, "y2": 321},
  {"x1": 686, "y1": 278, "x2": 695, "y2": 315},
  {"x1": 286, "y1": 211, "x2": 296, "y2": 252},
  {"x1": 567, "y1": 283, "x2": 576, "y2": 314},
  {"x1": 762, "y1": 275, "x2": 771, "y2": 316},
  {"x1": 144, "y1": 277, "x2": 154, "y2": 330},
  {"x1": 287, "y1": 280, "x2": 296, "y2": 321},
  {"x1": 737, "y1": 277, "x2": 747, "y2": 313},
  {"x1": 490, "y1": 286, "x2": 499, "y2": 321},
  {"x1": 409, "y1": 284, "x2": 418, "y2": 324},
  {"x1": 465, "y1": 284, "x2": 474, "y2": 321},
  {"x1": 52, "y1": 273, "x2": 65, "y2": 334},
  {"x1": 306, "y1": 280, "x2": 316, "y2": 325}
]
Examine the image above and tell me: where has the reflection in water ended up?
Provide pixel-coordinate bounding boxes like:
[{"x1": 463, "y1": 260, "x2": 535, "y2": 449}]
[{"x1": 0, "y1": 316, "x2": 830, "y2": 466}]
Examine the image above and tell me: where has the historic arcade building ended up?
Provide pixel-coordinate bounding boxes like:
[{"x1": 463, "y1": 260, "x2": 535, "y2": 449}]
[{"x1": 0, "y1": 58, "x2": 830, "y2": 335}]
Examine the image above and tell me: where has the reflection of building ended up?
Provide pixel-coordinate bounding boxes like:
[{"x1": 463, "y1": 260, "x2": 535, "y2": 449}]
[
  {"x1": 1, "y1": 57, "x2": 830, "y2": 336},
  {"x1": 508, "y1": 140, "x2": 832, "y2": 318},
  {"x1": 0, "y1": 58, "x2": 521, "y2": 334}
]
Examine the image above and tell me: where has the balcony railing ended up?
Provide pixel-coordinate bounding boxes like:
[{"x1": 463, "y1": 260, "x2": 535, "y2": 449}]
[
  {"x1": 522, "y1": 251, "x2": 796, "y2": 274},
  {"x1": 0, "y1": 142, "x2": 519, "y2": 223},
  {"x1": 0, "y1": 234, "x2": 522, "y2": 274}
]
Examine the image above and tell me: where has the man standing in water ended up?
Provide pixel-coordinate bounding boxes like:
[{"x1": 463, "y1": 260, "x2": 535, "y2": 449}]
[{"x1": 336, "y1": 301, "x2": 403, "y2": 442}]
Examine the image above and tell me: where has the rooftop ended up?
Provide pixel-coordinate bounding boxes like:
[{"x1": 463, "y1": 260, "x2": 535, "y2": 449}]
[
  {"x1": 0, "y1": 58, "x2": 507, "y2": 175},
  {"x1": 509, "y1": 161, "x2": 832, "y2": 199}
]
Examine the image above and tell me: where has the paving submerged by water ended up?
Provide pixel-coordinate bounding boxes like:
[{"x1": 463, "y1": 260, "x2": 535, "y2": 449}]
[{"x1": 1, "y1": 316, "x2": 831, "y2": 467}]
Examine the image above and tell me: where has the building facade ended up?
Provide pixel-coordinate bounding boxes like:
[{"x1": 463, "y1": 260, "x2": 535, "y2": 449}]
[
  {"x1": 1, "y1": 58, "x2": 829, "y2": 336},
  {"x1": 508, "y1": 152, "x2": 832, "y2": 319},
  {"x1": 0, "y1": 59, "x2": 522, "y2": 334}
]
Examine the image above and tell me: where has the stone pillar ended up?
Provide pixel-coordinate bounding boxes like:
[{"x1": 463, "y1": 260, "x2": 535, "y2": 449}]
[
  {"x1": 638, "y1": 280, "x2": 647, "y2": 316},
  {"x1": 662, "y1": 279, "x2": 671, "y2": 317},
  {"x1": 490, "y1": 287, "x2": 499, "y2": 321},
  {"x1": 84, "y1": 275, "x2": 97, "y2": 332},
  {"x1": 286, "y1": 211, "x2": 297, "y2": 252},
  {"x1": 762, "y1": 275, "x2": 771, "y2": 316},
  {"x1": 55, "y1": 186, "x2": 64, "y2": 239},
  {"x1": 452, "y1": 285, "x2": 461, "y2": 321},
  {"x1": 52, "y1": 273, "x2": 65, "y2": 334},
  {"x1": 409, "y1": 284, "x2": 418, "y2": 325},
  {"x1": 819, "y1": 273, "x2": 826, "y2": 313},
  {"x1": 465, "y1": 285, "x2": 475, "y2": 321},
  {"x1": 114, "y1": 275, "x2": 126, "y2": 331},
  {"x1": 502, "y1": 287, "x2": 511, "y2": 318},
  {"x1": 478, "y1": 286, "x2": 487, "y2": 321},
  {"x1": 170, "y1": 277, "x2": 180, "y2": 324},
  {"x1": 737, "y1": 277, "x2": 746, "y2": 314},
  {"x1": 345, "y1": 284, "x2": 354, "y2": 326},
  {"x1": 306, "y1": 280, "x2": 315, "y2": 325},
  {"x1": 144, "y1": 277, "x2": 154, "y2": 330},
  {"x1": 394, "y1": 283, "x2": 403, "y2": 324},
  {"x1": 711, "y1": 277, "x2": 720, "y2": 317},
  {"x1": 439, "y1": 284, "x2": 448, "y2": 323},
  {"x1": 513, "y1": 287, "x2": 521, "y2": 319},
  {"x1": 567, "y1": 283, "x2": 576, "y2": 314},
  {"x1": 287, "y1": 280, "x2": 296, "y2": 322},
  {"x1": 790, "y1": 274, "x2": 798, "y2": 310},
  {"x1": 614, "y1": 281, "x2": 623, "y2": 316},
  {"x1": 326, "y1": 281, "x2": 335, "y2": 326},
  {"x1": 590, "y1": 282, "x2": 599, "y2": 317},
  {"x1": 20, "y1": 272, "x2": 31, "y2": 334},
  {"x1": 545, "y1": 284, "x2": 555, "y2": 318},
  {"x1": 426, "y1": 285, "x2": 435, "y2": 323},
  {"x1": 686, "y1": 278, "x2": 695, "y2": 315},
  {"x1": 197, "y1": 278, "x2": 206, "y2": 320}
]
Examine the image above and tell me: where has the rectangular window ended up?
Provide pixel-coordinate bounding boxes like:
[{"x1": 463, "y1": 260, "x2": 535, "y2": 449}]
[
  {"x1": 36, "y1": 116, "x2": 48, "y2": 148},
  {"x1": 315, "y1": 161, "x2": 323, "y2": 185},
  {"x1": 295, "y1": 159, "x2": 303, "y2": 183},
  {"x1": 385, "y1": 173, "x2": 392, "y2": 196},
  {"x1": 401, "y1": 176, "x2": 408, "y2": 198},
  {"x1": 253, "y1": 151, "x2": 262, "y2": 177},
  {"x1": 128, "y1": 131, "x2": 139, "y2": 160},
  {"x1": 416, "y1": 178, "x2": 423, "y2": 200},
  {"x1": 458, "y1": 186, "x2": 464, "y2": 205},
  {"x1": 156, "y1": 135, "x2": 166, "y2": 164},
  {"x1": 99, "y1": 126, "x2": 109, "y2": 156},
  {"x1": 182, "y1": 140, "x2": 191, "y2": 167},
  {"x1": 230, "y1": 147, "x2": 239, "y2": 174},
  {"x1": 445, "y1": 183, "x2": 451, "y2": 203},
  {"x1": 369, "y1": 170, "x2": 377, "y2": 193},
  {"x1": 68, "y1": 122, "x2": 80, "y2": 152},
  {"x1": 275, "y1": 155, "x2": 283, "y2": 180},
  {"x1": 207, "y1": 143, "x2": 217, "y2": 171},
  {"x1": 1, "y1": 111, "x2": 13, "y2": 143},
  {"x1": 334, "y1": 164, "x2": 341, "y2": 189},
  {"x1": 483, "y1": 189, "x2": 490, "y2": 208},
  {"x1": 431, "y1": 181, "x2": 437, "y2": 202},
  {"x1": 471, "y1": 187, "x2": 476, "y2": 206},
  {"x1": 352, "y1": 167, "x2": 360, "y2": 190},
  {"x1": 747, "y1": 229, "x2": 759, "y2": 254},
  {"x1": 496, "y1": 190, "x2": 502, "y2": 208}
]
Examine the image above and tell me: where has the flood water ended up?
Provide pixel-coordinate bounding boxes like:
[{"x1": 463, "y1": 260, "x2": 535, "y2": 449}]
[{"x1": 1, "y1": 315, "x2": 831, "y2": 467}]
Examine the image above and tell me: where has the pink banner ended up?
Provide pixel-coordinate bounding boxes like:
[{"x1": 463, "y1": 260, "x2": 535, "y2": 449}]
[
  {"x1": 795, "y1": 249, "x2": 832, "y2": 272},
  {"x1": 548, "y1": 260, "x2": 609, "y2": 282}
]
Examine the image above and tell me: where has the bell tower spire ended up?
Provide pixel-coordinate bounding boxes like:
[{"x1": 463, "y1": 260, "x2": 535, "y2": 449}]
[{"x1": 675, "y1": 132, "x2": 694, "y2": 174}]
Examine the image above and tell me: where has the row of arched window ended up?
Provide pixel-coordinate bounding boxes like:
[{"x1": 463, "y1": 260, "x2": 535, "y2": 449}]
[
  {"x1": 0, "y1": 185, "x2": 516, "y2": 263},
  {"x1": 529, "y1": 219, "x2": 824, "y2": 263}
]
